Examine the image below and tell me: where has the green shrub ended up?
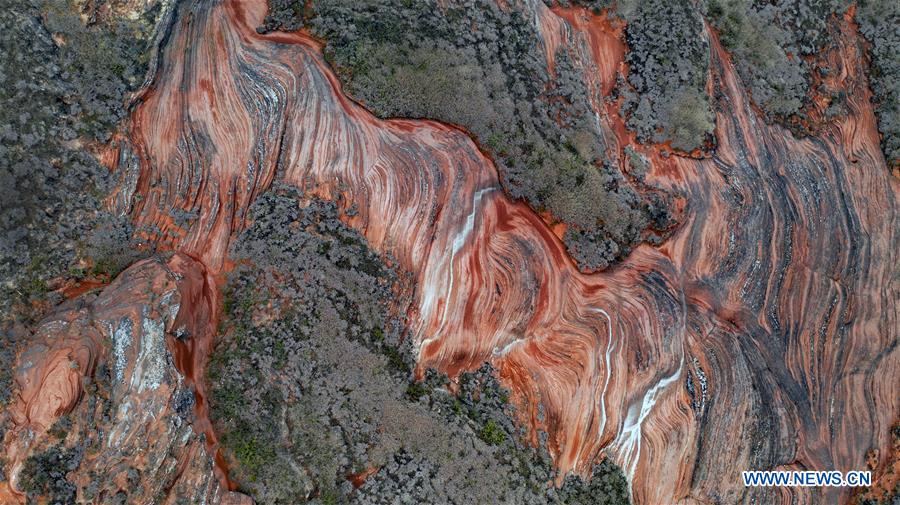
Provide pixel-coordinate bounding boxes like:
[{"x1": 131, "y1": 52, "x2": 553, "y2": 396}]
[
  {"x1": 620, "y1": 0, "x2": 715, "y2": 150},
  {"x1": 478, "y1": 419, "x2": 507, "y2": 446},
  {"x1": 704, "y1": 0, "x2": 849, "y2": 122},
  {"x1": 19, "y1": 445, "x2": 79, "y2": 504}
]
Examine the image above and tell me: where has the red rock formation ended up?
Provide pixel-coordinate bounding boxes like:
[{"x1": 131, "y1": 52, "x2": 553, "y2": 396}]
[
  {"x1": 0, "y1": 254, "x2": 248, "y2": 504},
  {"x1": 116, "y1": 0, "x2": 899, "y2": 502},
  {"x1": 4, "y1": 0, "x2": 896, "y2": 503}
]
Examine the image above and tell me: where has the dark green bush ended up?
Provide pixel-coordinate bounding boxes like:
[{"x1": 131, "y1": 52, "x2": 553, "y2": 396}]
[
  {"x1": 479, "y1": 419, "x2": 507, "y2": 446},
  {"x1": 704, "y1": 0, "x2": 850, "y2": 123}
]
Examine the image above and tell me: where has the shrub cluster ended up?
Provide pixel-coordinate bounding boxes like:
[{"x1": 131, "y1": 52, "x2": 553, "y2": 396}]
[
  {"x1": 19, "y1": 444, "x2": 81, "y2": 504},
  {"x1": 208, "y1": 187, "x2": 629, "y2": 504},
  {"x1": 855, "y1": 0, "x2": 899, "y2": 166},
  {"x1": 261, "y1": 0, "x2": 677, "y2": 273},
  {"x1": 617, "y1": 0, "x2": 716, "y2": 152},
  {"x1": 704, "y1": 0, "x2": 897, "y2": 165},
  {"x1": 704, "y1": 0, "x2": 846, "y2": 120},
  {"x1": 0, "y1": 0, "x2": 157, "y2": 407}
]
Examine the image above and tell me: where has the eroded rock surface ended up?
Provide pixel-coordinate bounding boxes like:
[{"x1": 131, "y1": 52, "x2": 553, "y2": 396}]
[
  {"x1": 0, "y1": 254, "x2": 247, "y2": 504},
  {"x1": 102, "y1": 0, "x2": 896, "y2": 503},
  {"x1": 1, "y1": 0, "x2": 897, "y2": 504}
]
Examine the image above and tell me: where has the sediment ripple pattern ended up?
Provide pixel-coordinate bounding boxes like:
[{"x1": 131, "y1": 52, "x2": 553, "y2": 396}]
[{"x1": 106, "y1": 1, "x2": 898, "y2": 503}]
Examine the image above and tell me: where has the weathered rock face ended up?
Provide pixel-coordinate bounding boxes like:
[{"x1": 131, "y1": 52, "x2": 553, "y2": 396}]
[
  {"x1": 100, "y1": 0, "x2": 897, "y2": 502},
  {"x1": 1, "y1": 0, "x2": 897, "y2": 504},
  {"x1": 257, "y1": 0, "x2": 689, "y2": 274},
  {"x1": 205, "y1": 189, "x2": 630, "y2": 503},
  {"x1": 0, "y1": 254, "x2": 249, "y2": 504}
]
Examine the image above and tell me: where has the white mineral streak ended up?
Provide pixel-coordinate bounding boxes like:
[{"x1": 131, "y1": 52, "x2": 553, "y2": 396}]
[
  {"x1": 112, "y1": 317, "x2": 134, "y2": 384},
  {"x1": 593, "y1": 308, "x2": 616, "y2": 441},
  {"x1": 418, "y1": 187, "x2": 494, "y2": 354},
  {"x1": 131, "y1": 309, "x2": 167, "y2": 393},
  {"x1": 612, "y1": 355, "x2": 683, "y2": 498}
]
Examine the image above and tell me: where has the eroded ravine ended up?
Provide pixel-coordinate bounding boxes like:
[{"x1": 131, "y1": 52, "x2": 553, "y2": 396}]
[{"x1": 2, "y1": 0, "x2": 897, "y2": 503}]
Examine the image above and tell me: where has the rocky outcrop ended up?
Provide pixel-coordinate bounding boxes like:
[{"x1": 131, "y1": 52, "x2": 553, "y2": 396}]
[
  {"x1": 206, "y1": 189, "x2": 629, "y2": 503},
  {"x1": 0, "y1": 254, "x2": 249, "y2": 504},
  {"x1": 1, "y1": 0, "x2": 896, "y2": 503},
  {"x1": 101, "y1": 0, "x2": 896, "y2": 502},
  {"x1": 262, "y1": 0, "x2": 679, "y2": 273}
]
